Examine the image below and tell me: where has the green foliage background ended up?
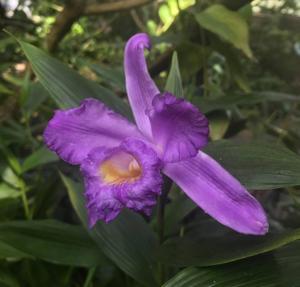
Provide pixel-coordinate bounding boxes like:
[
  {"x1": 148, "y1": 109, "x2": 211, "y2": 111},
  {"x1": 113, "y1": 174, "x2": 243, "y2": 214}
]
[{"x1": 0, "y1": 0, "x2": 300, "y2": 286}]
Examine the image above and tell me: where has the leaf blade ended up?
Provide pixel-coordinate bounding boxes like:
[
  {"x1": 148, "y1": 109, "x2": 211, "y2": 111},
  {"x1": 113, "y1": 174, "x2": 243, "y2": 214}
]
[
  {"x1": 22, "y1": 147, "x2": 58, "y2": 173},
  {"x1": 160, "y1": 225, "x2": 300, "y2": 266},
  {"x1": 195, "y1": 4, "x2": 252, "y2": 58},
  {"x1": 19, "y1": 40, "x2": 132, "y2": 118},
  {"x1": 0, "y1": 220, "x2": 104, "y2": 267},
  {"x1": 204, "y1": 140, "x2": 300, "y2": 189},
  {"x1": 62, "y1": 175, "x2": 159, "y2": 286},
  {"x1": 165, "y1": 52, "x2": 184, "y2": 98}
]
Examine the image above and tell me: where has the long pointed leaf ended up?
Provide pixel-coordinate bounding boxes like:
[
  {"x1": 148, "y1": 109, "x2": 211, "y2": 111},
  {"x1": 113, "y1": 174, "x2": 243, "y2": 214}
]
[
  {"x1": 163, "y1": 242, "x2": 300, "y2": 287},
  {"x1": 0, "y1": 220, "x2": 104, "y2": 267},
  {"x1": 61, "y1": 175, "x2": 159, "y2": 286},
  {"x1": 19, "y1": 41, "x2": 132, "y2": 118},
  {"x1": 165, "y1": 52, "x2": 183, "y2": 98},
  {"x1": 204, "y1": 140, "x2": 300, "y2": 189}
]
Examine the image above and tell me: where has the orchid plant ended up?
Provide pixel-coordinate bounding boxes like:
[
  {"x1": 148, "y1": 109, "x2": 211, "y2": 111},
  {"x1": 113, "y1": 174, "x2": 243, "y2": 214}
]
[{"x1": 44, "y1": 33, "x2": 268, "y2": 235}]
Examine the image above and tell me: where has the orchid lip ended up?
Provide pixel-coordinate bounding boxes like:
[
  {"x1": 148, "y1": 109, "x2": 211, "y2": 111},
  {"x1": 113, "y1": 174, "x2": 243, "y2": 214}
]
[
  {"x1": 80, "y1": 138, "x2": 163, "y2": 226},
  {"x1": 99, "y1": 151, "x2": 142, "y2": 185}
]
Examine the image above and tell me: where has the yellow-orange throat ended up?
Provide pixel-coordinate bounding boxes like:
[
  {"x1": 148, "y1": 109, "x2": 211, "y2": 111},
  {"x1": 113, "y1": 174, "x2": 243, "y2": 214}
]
[{"x1": 100, "y1": 153, "x2": 142, "y2": 184}]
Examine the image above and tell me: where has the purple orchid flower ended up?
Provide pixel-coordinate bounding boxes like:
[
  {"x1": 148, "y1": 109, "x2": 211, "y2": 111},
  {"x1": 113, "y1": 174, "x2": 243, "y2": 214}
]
[{"x1": 44, "y1": 33, "x2": 268, "y2": 235}]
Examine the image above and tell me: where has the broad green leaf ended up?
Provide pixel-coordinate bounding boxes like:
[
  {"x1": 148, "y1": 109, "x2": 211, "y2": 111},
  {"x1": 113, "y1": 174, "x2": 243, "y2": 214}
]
[
  {"x1": 90, "y1": 63, "x2": 125, "y2": 92},
  {"x1": 0, "y1": 183, "x2": 19, "y2": 200},
  {"x1": 204, "y1": 140, "x2": 300, "y2": 189},
  {"x1": 0, "y1": 83, "x2": 13, "y2": 95},
  {"x1": 163, "y1": 242, "x2": 300, "y2": 287},
  {"x1": 208, "y1": 112, "x2": 230, "y2": 141},
  {"x1": 165, "y1": 52, "x2": 184, "y2": 98},
  {"x1": 274, "y1": 241, "x2": 300, "y2": 286},
  {"x1": 238, "y1": 3, "x2": 253, "y2": 22},
  {"x1": 0, "y1": 270, "x2": 20, "y2": 287},
  {"x1": 0, "y1": 198, "x2": 20, "y2": 220},
  {"x1": 0, "y1": 146, "x2": 22, "y2": 176},
  {"x1": 193, "y1": 92, "x2": 300, "y2": 113},
  {"x1": 0, "y1": 220, "x2": 103, "y2": 267},
  {"x1": 0, "y1": 120, "x2": 28, "y2": 146},
  {"x1": 176, "y1": 42, "x2": 208, "y2": 82},
  {"x1": 0, "y1": 240, "x2": 31, "y2": 259},
  {"x1": 22, "y1": 82, "x2": 49, "y2": 115},
  {"x1": 159, "y1": 226, "x2": 300, "y2": 266},
  {"x1": 91, "y1": 211, "x2": 159, "y2": 286},
  {"x1": 195, "y1": 4, "x2": 252, "y2": 58},
  {"x1": 22, "y1": 147, "x2": 58, "y2": 173},
  {"x1": 164, "y1": 193, "x2": 196, "y2": 236},
  {"x1": 1, "y1": 166, "x2": 20, "y2": 189},
  {"x1": 62, "y1": 175, "x2": 159, "y2": 286},
  {"x1": 163, "y1": 258, "x2": 279, "y2": 287},
  {"x1": 60, "y1": 173, "x2": 88, "y2": 225},
  {"x1": 19, "y1": 40, "x2": 132, "y2": 118},
  {"x1": 19, "y1": 69, "x2": 31, "y2": 106}
]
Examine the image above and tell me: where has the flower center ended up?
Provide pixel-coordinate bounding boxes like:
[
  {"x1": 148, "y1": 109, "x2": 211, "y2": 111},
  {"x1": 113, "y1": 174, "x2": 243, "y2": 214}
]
[{"x1": 100, "y1": 151, "x2": 142, "y2": 184}]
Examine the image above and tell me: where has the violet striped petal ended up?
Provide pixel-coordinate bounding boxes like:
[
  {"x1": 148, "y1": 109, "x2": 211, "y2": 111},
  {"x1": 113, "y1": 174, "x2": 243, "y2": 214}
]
[
  {"x1": 149, "y1": 92, "x2": 209, "y2": 162},
  {"x1": 124, "y1": 33, "x2": 160, "y2": 137},
  {"x1": 44, "y1": 98, "x2": 141, "y2": 165},
  {"x1": 163, "y1": 151, "x2": 268, "y2": 235}
]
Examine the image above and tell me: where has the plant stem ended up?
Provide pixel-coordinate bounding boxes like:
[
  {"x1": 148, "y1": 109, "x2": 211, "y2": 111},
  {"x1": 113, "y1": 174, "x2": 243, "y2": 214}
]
[
  {"x1": 83, "y1": 267, "x2": 96, "y2": 287},
  {"x1": 157, "y1": 176, "x2": 172, "y2": 244},
  {"x1": 19, "y1": 179, "x2": 31, "y2": 220},
  {"x1": 157, "y1": 176, "x2": 173, "y2": 284}
]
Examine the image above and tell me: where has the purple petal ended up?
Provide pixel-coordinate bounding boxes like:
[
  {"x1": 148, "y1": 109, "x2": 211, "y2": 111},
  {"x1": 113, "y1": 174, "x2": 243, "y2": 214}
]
[
  {"x1": 149, "y1": 93, "x2": 209, "y2": 163},
  {"x1": 163, "y1": 151, "x2": 268, "y2": 235},
  {"x1": 124, "y1": 33, "x2": 160, "y2": 137},
  {"x1": 80, "y1": 138, "x2": 163, "y2": 227},
  {"x1": 44, "y1": 98, "x2": 141, "y2": 165}
]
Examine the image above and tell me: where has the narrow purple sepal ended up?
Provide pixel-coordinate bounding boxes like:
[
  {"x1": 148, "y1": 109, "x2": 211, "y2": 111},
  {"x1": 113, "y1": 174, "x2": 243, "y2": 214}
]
[{"x1": 164, "y1": 151, "x2": 269, "y2": 235}]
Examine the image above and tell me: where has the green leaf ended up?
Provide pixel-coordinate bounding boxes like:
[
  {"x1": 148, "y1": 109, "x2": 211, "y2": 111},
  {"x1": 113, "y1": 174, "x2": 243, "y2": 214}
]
[
  {"x1": 208, "y1": 112, "x2": 230, "y2": 141},
  {"x1": 165, "y1": 52, "x2": 184, "y2": 98},
  {"x1": 163, "y1": 242, "x2": 300, "y2": 286},
  {"x1": 163, "y1": 258, "x2": 279, "y2": 287},
  {"x1": 274, "y1": 241, "x2": 300, "y2": 286},
  {"x1": 176, "y1": 42, "x2": 208, "y2": 82},
  {"x1": 90, "y1": 63, "x2": 125, "y2": 92},
  {"x1": 22, "y1": 147, "x2": 58, "y2": 173},
  {"x1": 0, "y1": 146, "x2": 22, "y2": 176},
  {"x1": 62, "y1": 175, "x2": 159, "y2": 286},
  {"x1": 0, "y1": 269, "x2": 20, "y2": 287},
  {"x1": 19, "y1": 40, "x2": 132, "y2": 118},
  {"x1": 1, "y1": 166, "x2": 20, "y2": 189},
  {"x1": 0, "y1": 220, "x2": 103, "y2": 267},
  {"x1": 159, "y1": 224, "x2": 300, "y2": 266},
  {"x1": 164, "y1": 193, "x2": 196, "y2": 236},
  {"x1": 0, "y1": 183, "x2": 20, "y2": 200},
  {"x1": 0, "y1": 240, "x2": 31, "y2": 259},
  {"x1": 22, "y1": 82, "x2": 49, "y2": 115},
  {"x1": 0, "y1": 83, "x2": 13, "y2": 95},
  {"x1": 204, "y1": 140, "x2": 300, "y2": 189},
  {"x1": 91, "y1": 211, "x2": 159, "y2": 286},
  {"x1": 195, "y1": 4, "x2": 253, "y2": 58},
  {"x1": 193, "y1": 92, "x2": 300, "y2": 113},
  {"x1": 60, "y1": 173, "x2": 88, "y2": 225}
]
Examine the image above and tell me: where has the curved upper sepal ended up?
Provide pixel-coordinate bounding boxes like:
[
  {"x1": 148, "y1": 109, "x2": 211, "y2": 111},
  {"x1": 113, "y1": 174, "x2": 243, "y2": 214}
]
[{"x1": 124, "y1": 33, "x2": 160, "y2": 137}]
